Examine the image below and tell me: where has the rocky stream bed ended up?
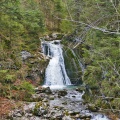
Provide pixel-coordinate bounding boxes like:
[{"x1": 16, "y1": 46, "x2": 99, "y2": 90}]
[{"x1": 7, "y1": 87, "x2": 111, "y2": 120}]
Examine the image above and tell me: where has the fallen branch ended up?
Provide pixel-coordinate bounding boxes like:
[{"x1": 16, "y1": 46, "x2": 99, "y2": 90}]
[
  {"x1": 97, "y1": 96, "x2": 120, "y2": 100},
  {"x1": 98, "y1": 108, "x2": 120, "y2": 112}
]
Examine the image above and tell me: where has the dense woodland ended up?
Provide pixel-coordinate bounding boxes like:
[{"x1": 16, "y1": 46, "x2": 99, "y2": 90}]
[{"x1": 0, "y1": 0, "x2": 120, "y2": 118}]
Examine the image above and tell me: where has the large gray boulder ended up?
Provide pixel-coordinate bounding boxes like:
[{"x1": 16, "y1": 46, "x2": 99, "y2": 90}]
[{"x1": 21, "y1": 51, "x2": 32, "y2": 61}]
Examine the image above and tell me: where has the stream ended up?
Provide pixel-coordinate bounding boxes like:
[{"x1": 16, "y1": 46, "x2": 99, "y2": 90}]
[
  {"x1": 41, "y1": 40, "x2": 110, "y2": 120},
  {"x1": 10, "y1": 40, "x2": 110, "y2": 120}
]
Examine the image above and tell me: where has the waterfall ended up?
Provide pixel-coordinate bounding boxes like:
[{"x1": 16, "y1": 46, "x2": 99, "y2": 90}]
[{"x1": 42, "y1": 40, "x2": 71, "y2": 88}]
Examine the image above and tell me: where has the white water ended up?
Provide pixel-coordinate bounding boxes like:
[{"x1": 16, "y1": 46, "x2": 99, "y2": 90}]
[{"x1": 42, "y1": 40, "x2": 71, "y2": 89}]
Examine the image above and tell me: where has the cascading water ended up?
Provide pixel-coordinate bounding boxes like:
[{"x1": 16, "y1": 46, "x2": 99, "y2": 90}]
[{"x1": 42, "y1": 40, "x2": 71, "y2": 89}]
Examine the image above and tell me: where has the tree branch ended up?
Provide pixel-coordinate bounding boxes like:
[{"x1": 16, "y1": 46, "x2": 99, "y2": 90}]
[{"x1": 54, "y1": 16, "x2": 120, "y2": 35}]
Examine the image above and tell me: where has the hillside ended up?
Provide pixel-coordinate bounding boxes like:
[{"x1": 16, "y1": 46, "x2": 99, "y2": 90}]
[{"x1": 0, "y1": 0, "x2": 120, "y2": 119}]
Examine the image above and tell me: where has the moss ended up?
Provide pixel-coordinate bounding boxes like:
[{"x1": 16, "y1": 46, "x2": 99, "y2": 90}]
[{"x1": 33, "y1": 102, "x2": 42, "y2": 116}]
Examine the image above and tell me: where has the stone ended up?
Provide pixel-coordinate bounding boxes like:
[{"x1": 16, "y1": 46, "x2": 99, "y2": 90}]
[
  {"x1": 79, "y1": 114, "x2": 92, "y2": 119},
  {"x1": 76, "y1": 87, "x2": 85, "y2": 92},
  {"x1": 42, "y1": 98, "x2": 48, "y2": 102},
  {"x1": 33, "y1": 102, "x2": 49, "y2": 116},
  {"x1": 68, "y1": 111, "x2": 80, "y2": 116},
  {"x1": 43, "y1": 35, "x2": 50, "y2": 41},
  {"x1": 75, "y1": 114, "x2": 81, "y2": 118},
  {"x1": 34, "y1": 107, "x2": 48, "y2": 116},
  {"x1": 53, "y1": 113, "x2": 64, "y2": 120},
  {"x1": 14, "y1": 113, "x2": 22, "y2": 117},
  {"x1": 62, "y1": 101, "x2": 67, "y2": 105},
  {"x1": 21, "y1": 51, "x2": 32, "y2": 61},
  {"x1": 86, "y1": 118, "x2": 91, "y2": 120},
  {"x1": 49, "y1": 96, "x2": 54, "y2": 100},
  {"x1": 88, "y1": 104, "x2": 99, "y2": 112},
  {"x1": 51, "y1": 33, "x2": 57, "y2": 38},
  {"x1": 35, "y1": 86, "x2": 52, "y2": 94},
  {"x1": 44, "y1": 87, "x2": 52, "y2": 94},
  {"x1": 25, "y1": 113, "x2": 32, "y2": 117},
  {"x1": 54, "y1": 40, "x2": 60, "y2": 45},
  {"x1": 72, "y1": 96, "x2": 76, "y2": 98},
  {"x1": 58, "y1": 90, "x2": 67, "y2": 96}
]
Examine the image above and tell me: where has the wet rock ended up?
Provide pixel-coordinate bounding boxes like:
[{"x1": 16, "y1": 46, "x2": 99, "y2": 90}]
[
  {"x1": 49, "y1": 96, "x2": 55, "y2": 100},
  {"x1": 76, "y1": 87, "x2": 85, "y2": 92},
  {"x1": 58, "y1": 90, "x2": 67, "y2": 96},
  {"x1": 62, "y1": 101, "x2": 67, "y2": 105},
  {"x1": 32, "y1": 94, "x2": 43, "y2": 101},
  {"x1": 44, "y1": 87, "x2": 52, "y2": 94},
  {"x1": 24, "y1": 103, "x2": 36, "y2": 113},
  {"x1": 52, "y1": 113, "x2": 64, "y2": 120},
  {"x1": 13, "y1": 116, "x2": 29, "y2": 120},
  {"x1": 35, "y1": 86, "x2": 43, "y2": 93},
  {"x1": 88, "y1": 104, "x2": 99, "y2": 112},
  {"x1": 72, "y1": 95, "x2": 76, "y2": 98},
  {"x1": 13, "y1": 113, "x2": 22, "y2": 117},
  {"x1": 25, "y1": 113, "x2": 32, "y2": 117},
  {"x1": 43, "y1": 114, "x2": 51, "y2": 119},
  {"x1": 68, "y1": 111, "x2": 80, "y2": 116},
  {"x1": 44, "y1": 35, "x2": 50, "y2": 41},
  {"x1": 33, "y1": 106, "x2": 48, "y2": 116},
  {"x1": 35, "y1": 86, "x2": 52, "y2": 94},
  {"x1": 86, "y1": 118, "x2": 91, "y2": 120},
  {"x1": 42, "y1": 98, "x2": 48, "y2": 102},
  {"x1": 75, "y1": 114, "x2": 81, "y2": 118},
  {"x1": 51, "y1": 33, "x2": 57, "y2": 39},
  {"x1": 53, "y1": 106, "x2": 60, "y2": 109},
  {"x1": 79, "y1": 114, "x2": 91, "y2": 119},
  {"x1": 54, "y1": 40, "x2": 60, "y2": 45},
  {"x1": 12, "y1": 109, "x2": 24, "y2": 117}
]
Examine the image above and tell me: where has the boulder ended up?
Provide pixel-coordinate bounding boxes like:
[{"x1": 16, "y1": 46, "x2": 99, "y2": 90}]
[
  {"x1": 79, "y1": 114, "x2": 91, "y2": 119},
  {"x1": 51, "y1": 33, "x2": 57, "y2": 39},
  {"x1": 44, "y1": 87, "x2": 52, "y2": 94},
  {"x1": 58, "y1": 90, "x2": 67, "y2": 96},
  {"x1": 52, "y1": 112, "x2": 64, "y2": 120},
  {"x1": 21, "y1": 51, "x2": 32, "y2": 61},
  {"x1": 49, "y1": 96, "x2": 54, "y2": 100},
  {"x1": 35, "y1": 86, "x2": 52, "y2": 94},
  {"x1": 68, "y1": 110, "x2": 80, "y2": 116},
  {"x1": 33, "y1": 102, "x2": 48, "y2": 116}
]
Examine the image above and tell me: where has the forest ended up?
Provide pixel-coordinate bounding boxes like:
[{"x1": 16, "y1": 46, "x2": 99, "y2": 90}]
[{"x1": 0, "y1": 0, "x2": 120, "y2": 119}]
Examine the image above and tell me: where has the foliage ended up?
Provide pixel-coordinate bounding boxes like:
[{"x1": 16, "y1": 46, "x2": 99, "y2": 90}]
[
  {"x1": 62, "y1": 0, "x2": 120, "y2": 114},
  {"x1": 60, "y1": 21, "x2": 73, "y2": 33},
  {"x1": 0, "y1": 0, "x2": 120, "y2": 116}
]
